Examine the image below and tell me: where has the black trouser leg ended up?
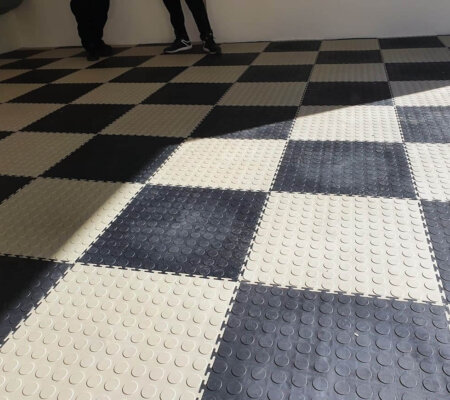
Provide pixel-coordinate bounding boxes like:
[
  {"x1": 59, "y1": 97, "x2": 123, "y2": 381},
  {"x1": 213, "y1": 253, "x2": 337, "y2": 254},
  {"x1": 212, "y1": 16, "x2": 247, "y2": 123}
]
[
  {"x1": 185, "y1": 0, "x2": 213, "y2": 40},
  {"x1": 163, "y1": 0, "x2": 213, "y2": 40},
  {"x1": 162, "y1": 0, "x2": 189, "y2": 40},
  {"x1": 70, "y1": 0, "x2": 110, "y2": 50}
]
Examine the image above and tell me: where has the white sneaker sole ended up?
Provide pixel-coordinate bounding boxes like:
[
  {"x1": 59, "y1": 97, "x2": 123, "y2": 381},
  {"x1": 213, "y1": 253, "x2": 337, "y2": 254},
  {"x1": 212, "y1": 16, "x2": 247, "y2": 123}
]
[
  {"x1": 202, "y1": 45, "x2": 221, "y2": 55},
  {"x1": 164, "y1": 45, "x2": 193, "y2": 54}
]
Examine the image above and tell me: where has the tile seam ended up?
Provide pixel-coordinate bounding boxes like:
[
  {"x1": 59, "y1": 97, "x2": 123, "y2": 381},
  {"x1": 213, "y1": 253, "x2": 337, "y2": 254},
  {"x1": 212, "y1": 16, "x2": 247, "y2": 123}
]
[
  {"x1": 73, "y1": 134, "x2": 186, "y2": 263},
  {"x1": 237, "y1": 50, "x2": 319, "y2": 286},
  {"x1": 0, "y1": 178, "x2": 34, "y2": 206},
  {"x1": 65, "y1": 68, "x2": 212, "y2": 264},
  {"x1": 181, "y1": 63, "x2": 250, "y2": 140},
  {"x1": 0, "y1": 260, "x2": 72, "y2": 347},
  {"x1": 380, "y1": 40, "x2": 450, "y2": 316},
  {"x1": 199, "y1": 51, "x2": 319, "y2": 398}
]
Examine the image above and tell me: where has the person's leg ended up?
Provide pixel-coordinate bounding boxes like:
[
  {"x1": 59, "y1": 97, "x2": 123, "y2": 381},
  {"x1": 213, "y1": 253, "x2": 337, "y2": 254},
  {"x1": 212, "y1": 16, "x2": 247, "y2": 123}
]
[
  {"x1": 184, "y1": 0, "x2": 212, "y2": 40},
  {"x1": 184, "y1": 0, "x2": 220, "y2": 54},
  {"x1": 162, "y1": 0, "x2": 193, "y2": 53},
  {"x1": 162, "y1": 0, "x2": 189, "y2": 40},
  {"x1": 93, "y1": 0, "x2": 110, "y2": 47},
  {"x1": 70, "y1": 0, "x2": 110, "y2": 58},
  {"x1": 93, "y1": 0, "x2": 112, "y2": 56},
  {"x1": 70, "y1": 0, "x2": 94, "y2": 50}
]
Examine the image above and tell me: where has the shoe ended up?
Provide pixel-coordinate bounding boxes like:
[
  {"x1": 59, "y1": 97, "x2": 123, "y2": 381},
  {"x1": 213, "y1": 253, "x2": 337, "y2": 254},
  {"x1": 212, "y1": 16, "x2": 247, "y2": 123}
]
[
  {"x1": 203, "y1": 34, "x2": 221, "y2": 54},
  {"x1": 97, "y1": 42, "x2": 113, "y2": 57},
  {"x1": 164, "y1": 38, "x2": 192, "y2": 54},
  {"x1": 86, "y1": 50, "x2": 100, "y2": 61}
]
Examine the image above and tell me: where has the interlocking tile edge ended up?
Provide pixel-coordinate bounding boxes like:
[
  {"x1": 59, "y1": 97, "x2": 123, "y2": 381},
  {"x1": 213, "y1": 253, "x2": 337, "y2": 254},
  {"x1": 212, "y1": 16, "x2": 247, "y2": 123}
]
[
  {"x1": 236, "y1": 50, "x2": 319, "y2": 285},
  {"x1": 380, "y1": 42, "x2": 450, "y2": 315},
  {"x1": 0, "y1": 255, "x2": 72, "y2": 346},
  {"x1": 73, "y1": 137, "x2": 184, "y2": 263}
]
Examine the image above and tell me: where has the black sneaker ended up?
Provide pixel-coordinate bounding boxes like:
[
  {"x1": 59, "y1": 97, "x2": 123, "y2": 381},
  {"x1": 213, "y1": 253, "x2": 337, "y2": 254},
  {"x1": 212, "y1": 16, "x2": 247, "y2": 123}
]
[
  {"x1": 164, "y1": 38, "x2": 193, "y2": 54},
  {"x1": 203, "y1": 34, "x2": 221, "y2": 54},
  {"x1": 97, "y1": 42, "x2": 113, "y2": 57},
  {"x1": 86, "y1": 49, "x2": 100, "y2": 61}
]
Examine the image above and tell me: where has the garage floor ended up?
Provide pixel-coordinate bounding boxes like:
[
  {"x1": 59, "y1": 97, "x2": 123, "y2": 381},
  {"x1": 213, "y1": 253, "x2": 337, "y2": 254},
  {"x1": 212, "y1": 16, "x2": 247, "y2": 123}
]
[{"x1": 0, "y1": 35, "x2": 450, "y2": 400}]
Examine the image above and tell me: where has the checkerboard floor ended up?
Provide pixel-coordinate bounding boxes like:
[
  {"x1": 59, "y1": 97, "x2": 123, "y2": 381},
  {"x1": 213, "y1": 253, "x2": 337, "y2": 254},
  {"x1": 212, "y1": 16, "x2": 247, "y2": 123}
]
[{"x1": 1, "y1": 36, "x2": 450, "y2": 400}]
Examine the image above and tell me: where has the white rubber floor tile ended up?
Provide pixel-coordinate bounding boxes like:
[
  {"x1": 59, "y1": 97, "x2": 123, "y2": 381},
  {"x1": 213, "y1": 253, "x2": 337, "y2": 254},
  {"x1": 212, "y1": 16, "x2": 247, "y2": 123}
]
[
  {"x1": 0, "y1": 178, "x2": 141, "y2": 262},
  {"x1": 252, "y1": 52, "x2": 317, "y2": 65},
  {"x1": 0, "y1": 132, "x2": 92, "y2": 177},
  {"x1": 140, "y1": 54, "x2": 205, "y2": 67},
  {"x1": 219, "y1": 82, "x2": 306, "y2": 106},
  {"x1": 438, "y1": 36, "x2": 450, "y2": 47},
  {"x1": 243, "y1": 192, "x2": 441, "y2": 304},
  {"x1": 310, "y1": 63, "x2": 387, "y2": 82},
  {"x1": 28, "y1": 47, "x2": 83, "y2": 59},
  {"x1": 103, "y1": 104, "x2": 211, "y2": 137},
  {"x1": 0, "y1": 69, "x2": 29, "y2": 82},
  {"x1": 74, "y1": 83, "x2": 164, "y2": 105},
  {"x1": 320, "y1": 39, "x2": 380, "y2": 51},
  {"x1": 0, "y1": 264, "x2": 236, "y2": 400},
  {"x1": 151, "y1": 138, "x2": 285, "y2": 191},
  {"x1": 55, "y1": 68, "x2": 130, "y2": 84},
  {"x1": 391, "y1": 81, "x2": 450, "y2": 106},
  {"x1": 116, "y1": 45, "x2": 166, "y2": 56},
  {"x1": 407, "y1": 143, "x2": 450, "y2": 201},
  {"x1": 0, "y1": 83, "x2": 42, "y2": 103},
  {"x1": 291, "y1": 105, "x2": 402, "y2": 142},
  {"x1": 382, "y1": 48, "x2": 450, "y2": 63},
  {"x1": 40, "y1": 57, "x2": 100, "y2": 70},
  {"x1": 171, "y1": 66, "x2": 248, "y2": 83},
  {"x1": 221, "y1": 42, "x2": 269, "y2": 53},
  {"x1": 0, "y1": 103, "x2": 62, "y2": 131}
]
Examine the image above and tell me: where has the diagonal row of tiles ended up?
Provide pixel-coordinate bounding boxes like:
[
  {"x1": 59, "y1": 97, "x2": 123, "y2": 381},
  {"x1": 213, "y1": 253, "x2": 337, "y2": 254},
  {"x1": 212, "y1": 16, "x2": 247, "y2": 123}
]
[{"x1": 0, "y1": 125, "x2": 448, "y2": 196}]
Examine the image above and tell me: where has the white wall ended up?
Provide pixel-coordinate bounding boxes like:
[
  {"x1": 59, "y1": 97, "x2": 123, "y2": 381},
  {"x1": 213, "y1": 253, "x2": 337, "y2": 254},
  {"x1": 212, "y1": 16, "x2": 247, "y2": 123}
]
[
  {"x1": 2, "y1": 0, "x2": 200, "y2": 52},
  {"x1": 1, "y1": 0, "x2": 450, "y2": 53},
  {"x1": 209, "y1": 0, "x2": 450, "y2": 42},
  {"x1": 0, "y1": 10, "x2": 22, "y2": 54}
]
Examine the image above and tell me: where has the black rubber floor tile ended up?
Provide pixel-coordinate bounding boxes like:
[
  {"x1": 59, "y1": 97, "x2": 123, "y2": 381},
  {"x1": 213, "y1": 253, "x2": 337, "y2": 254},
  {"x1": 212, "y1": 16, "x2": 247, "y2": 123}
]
[
  {"x1": 0, "y1": 175, "x2": 31, "y2": 204},
  {"x1": 25, "y1": 104, "x2": 132, "y2": 133},
  {"x1": 11, "y1": 83, "x2": 100, "y2": 104},
  {"x1": 80, "y1": 185, "x2": 266, "y2": 279},
  {"x1": 0, "y1": 49, "x2": 46, "y2": 59},
  {"x1": 194, "y1": 53, "x2": 259, "y2": 66},
  {"x1": 88, "y1": 56, "x2": 151, "y2": 68},
  {"x1": 273, "y1": 141, "x2": 416, "y2": 198},
  {"x1": 3, "y1": 69, "x2": 74, "y2": 83},
  {"x1": 380, "y1": 36, "x2": 445, "y2": 49},
  {"x1": 422, "y1": 200, "x2": 450, "y2": 303},
  {"x1": 239, "y1": 65, "x2": 312, "y2": 82},
  {"x1": 0, "y1": 132, "x2": 11, "y2": 140},
  {"x1": 316, "y1": 50, "x2": 382, "y2": 64},
  {"x1": 192, "y1": 105, "x2": 297, "y2": 139},
  {"x1": 386, "y1": 63, "x2": 450, "y2": 81},
  {"x1": 45, "y1": 135, "x2": 182, "y2": 183},
  {"x1": 265, "y1": 40, "x2": 322, "y2": 52},
  {"x1": 76, "y1": 47, "x2": 131, "y2": 57},
  {"x1": 112, "y1": 66, "x2": 186, "y2": 83},
  {"x1": 203, "y1": 283, "x2": 450, "y2": 400},
  {"x1": 144, "y1": 83, "x2": 231, "y2": 105},
  {"x1": 397, "y1": 106, "x2": 450, "y2": 143},
  {"x1": 0, "y1": 256, "x2": 70, "y2": 344},
  {"x1": 303, "y1": 82, "x2": 392, "y2": 105},
  {"x1": 0, "y1": 58, "x2": 58, "y2": 69}
]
